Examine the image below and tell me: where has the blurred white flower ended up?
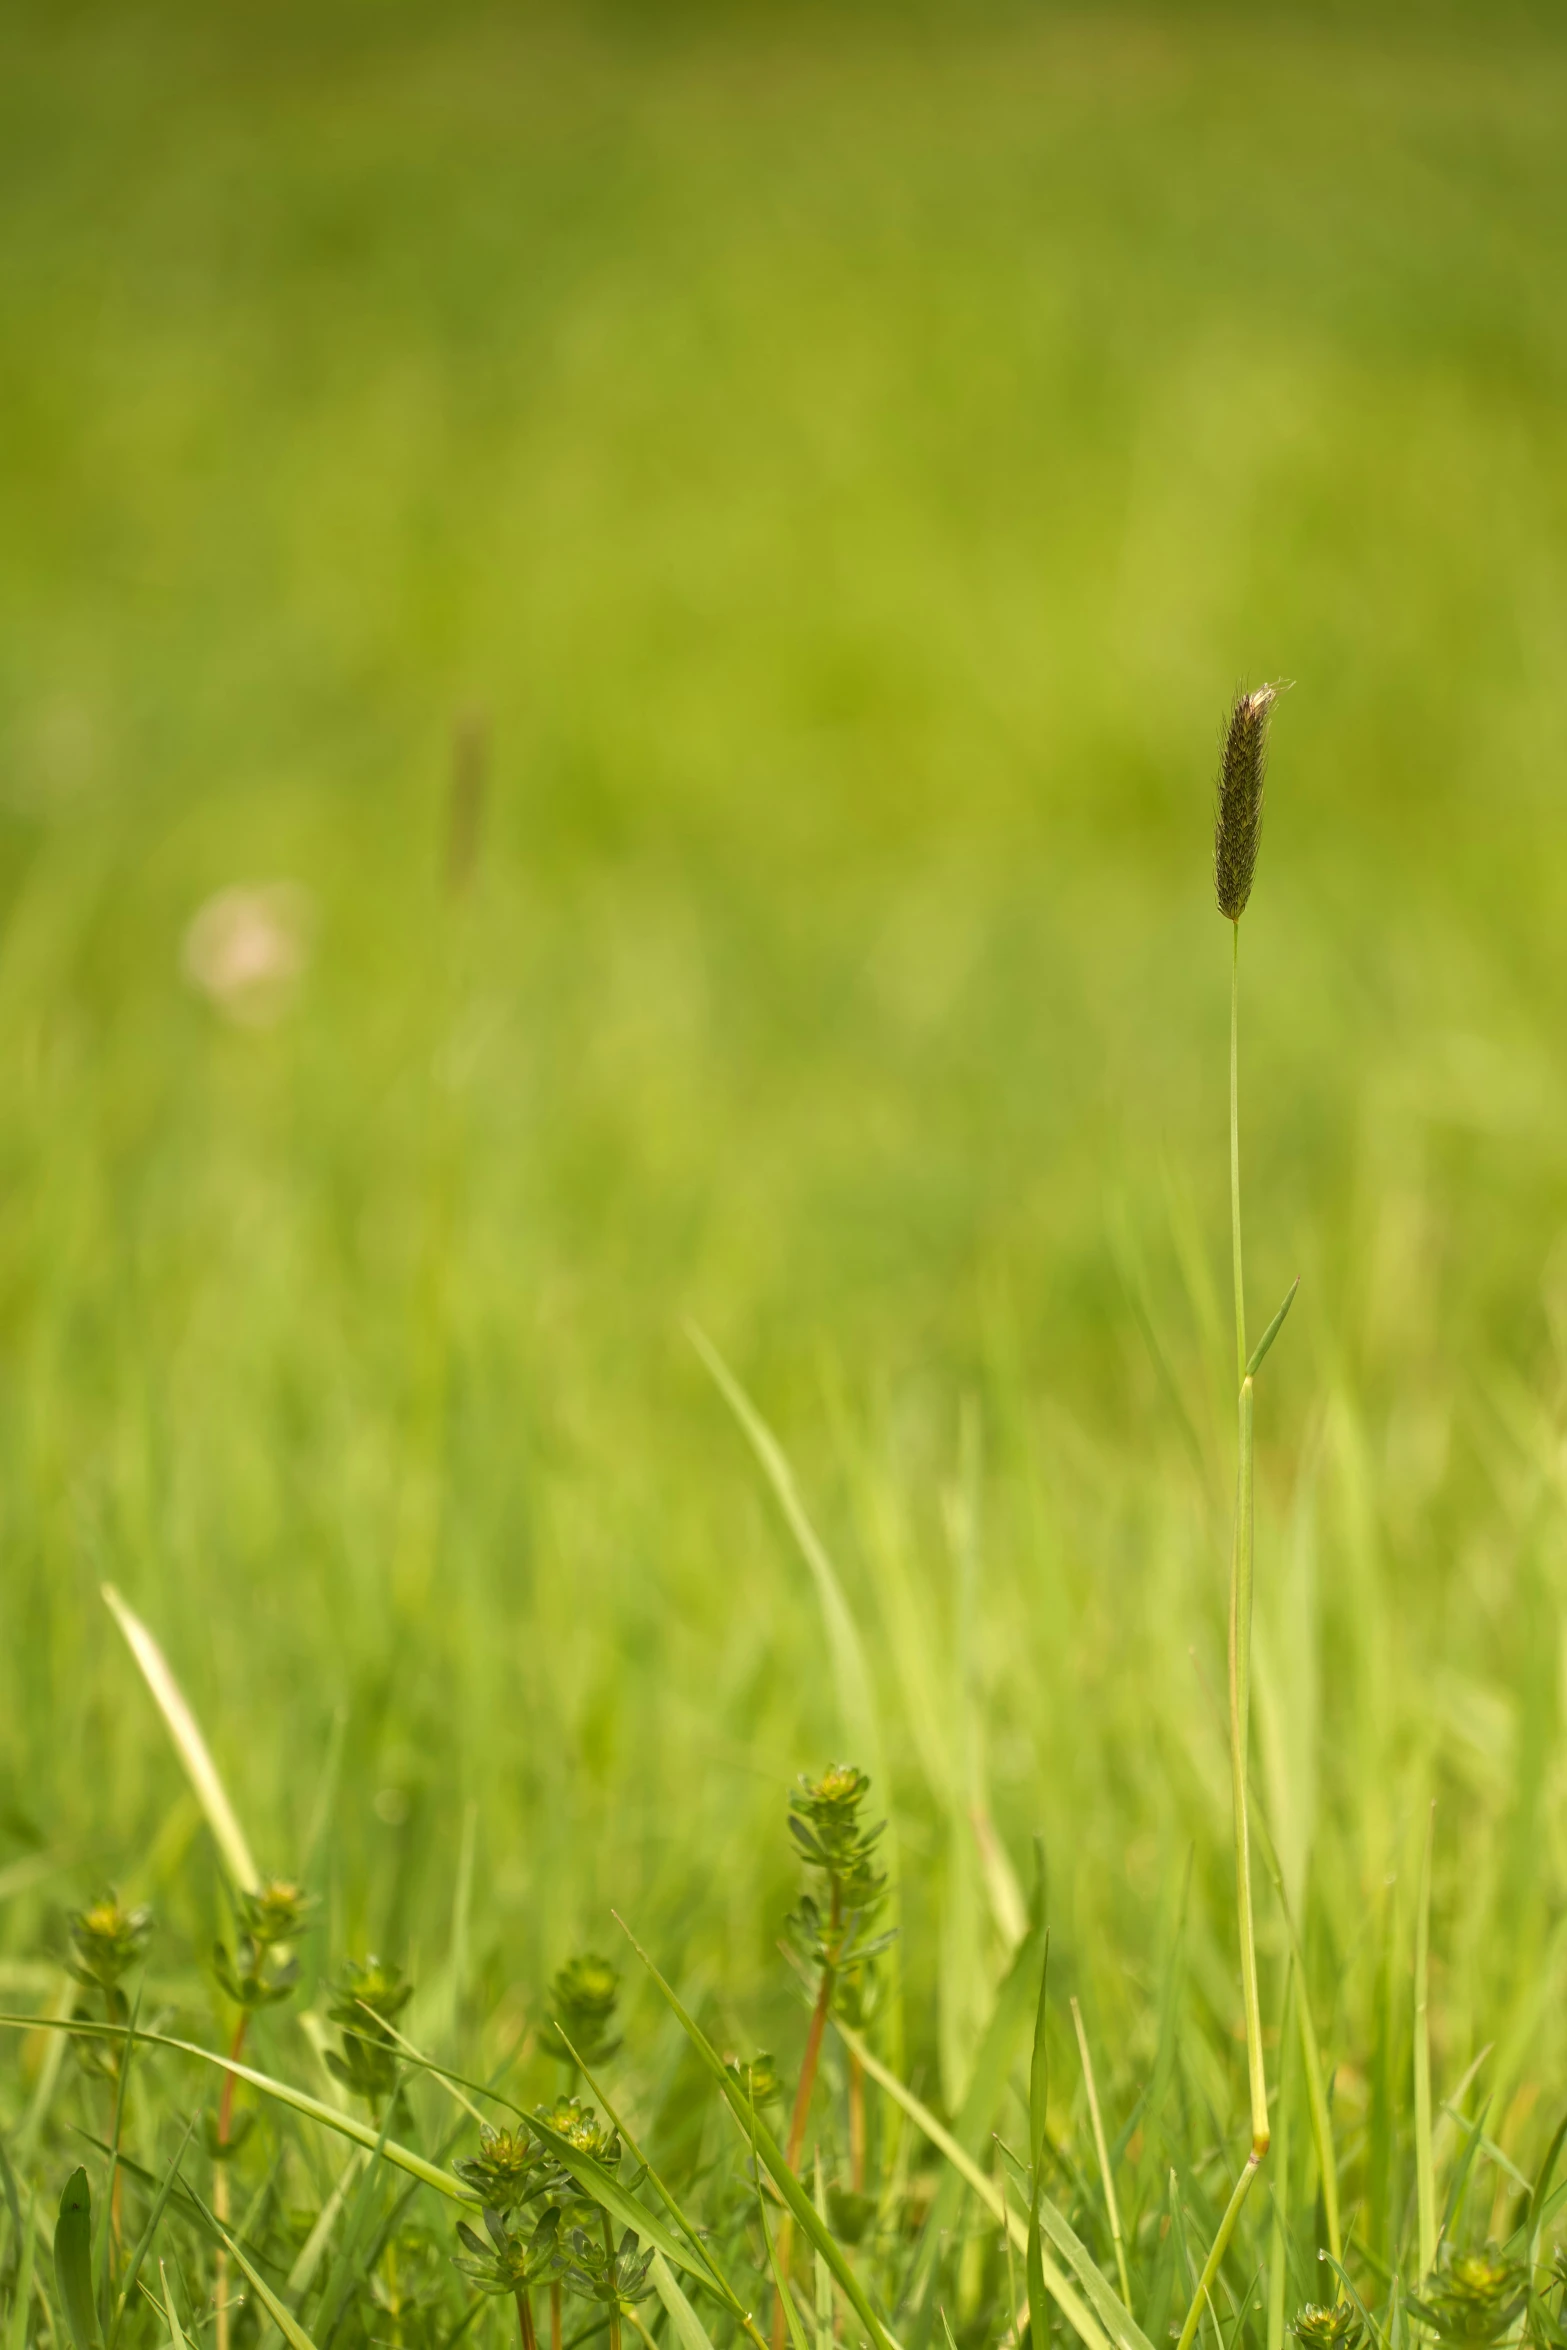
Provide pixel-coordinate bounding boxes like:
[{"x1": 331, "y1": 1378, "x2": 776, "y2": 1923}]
[{"x1": 182, "y1": 881, "x2": 315, "y2": 1027}]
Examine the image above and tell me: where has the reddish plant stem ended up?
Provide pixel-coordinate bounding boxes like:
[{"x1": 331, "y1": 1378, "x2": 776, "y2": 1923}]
[
  {"x1": 551, "y1": 2282, "x2": 563, "y2": 2350},
  {"x1": 214, "y1": 2012, "x2": 250, "y2": 2350},
  {"x1": 772, "y1": 1888, "x2": 842, "y2": 2350},
  {"x1": 516, "y1": 2291, "x2": 538, "y2": 2350}
]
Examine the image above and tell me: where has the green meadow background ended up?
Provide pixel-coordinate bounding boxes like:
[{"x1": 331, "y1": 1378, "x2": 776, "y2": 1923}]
[{"x1": 4, "y1": 0, "x2": 1567, "y2": 2146}]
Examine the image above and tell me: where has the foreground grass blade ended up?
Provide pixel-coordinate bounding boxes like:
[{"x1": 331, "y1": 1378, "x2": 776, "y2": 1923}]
[
  {"x1": 272, "y1": 2011, "x2": 718, "y2": 2303},
  {"x1": 553, "y1": 2025, "x2": 765, "y2": 2341},
  {"x1": 752, "y1": 2129, "x2": 812, "y2": 2350},
  {"x1": 1527, "y1": 2111, "x2": 1567, "y2": 2270},
  {"x1": 1415, "y1": 1801, "x2": 1437, "y2": 2282},
  {"x1": 904, "y1": 1924, "x2": 1044, "y2": 2304},
  {"x1": 1027, "y1": 1934, "x2": 1051, "y2": 2350},
  {"x1": 43, "y1": 2006, "x2": 715, "y2": 2297},
  {"x1": 830, "y1": 2014, "x2": 1126, "y2": 2350},
  {"x1": 1071, "y1": 1999, "x2": 1132, "y2": 2316},
  {"x1": 650, "y1": 2254, "x2": 721, "y2": 2350},
  {"x1": 1249, "y1": 1803, "x2": 1342, "y2": 2274},
  {"x1": 108, "y1": 2113, "x2": 200, "y2": 2349},
  {"x1": 54, "y1": 2170, "x2": 101, "y2": 2350},
  {"x1": 0, "y1": 2015, "x2": 468, "y2": 2204},
  {"x1": 198, "y1": 2193, "x2": 325, "y2": 2350},
  {"x1": 101, "y1": 1585, "x2": 258, "y2": 1891},
  {"x1": 616, "y1": 1914, "x2": 903, "y2": 2350},
  {"x1": 8, "y1": 2187, "x2": 35, "y2": 2350},
  {"x1": 527, "y1": 2107, "x2": 710, "y2": 2288},
  {"x1": 159, "y1": 2265, "x2": 185, "y2": 2350}
]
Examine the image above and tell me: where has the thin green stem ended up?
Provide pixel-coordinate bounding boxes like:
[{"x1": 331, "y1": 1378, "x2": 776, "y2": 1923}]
[
  {"x1": 1414, "y1": 1801, "x2": 1437, "y2": 2283},
  {"x1": 1173, "y1": 2152, "x2": 1264, "y2": 2350},
  {"x1": 602, "y1": 2212, "x2": 621, "y2": 2350},
  {"x1": 1226, "y1": 918, "x2": 1268, "y2": 2165},
  {"x1": 1070, "y1": 1997, "x2": 1131, "y2": 2314},
  {"x1": 1266, "y1": 1962, "x2": 1294, "y2": 2350},
  {"x1": 1230, "y1": 920, "x2": 1246, "y2": 1385},
  {"x1": 1230, "y1": 1375, "x2": 1268, "y2": 2157},
  {"x1": 1250, "y1": 1802, "x2": 1343, "y2": 2276}
]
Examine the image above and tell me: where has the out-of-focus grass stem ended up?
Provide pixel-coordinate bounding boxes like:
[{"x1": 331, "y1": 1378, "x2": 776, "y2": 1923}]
[
  {"x1": 1415, "y1": 1802, "x2": 1437, "y2": 2283},
  {"x1": 1070, "y1": 1998, "x2": 1130, "y2": 2313}
]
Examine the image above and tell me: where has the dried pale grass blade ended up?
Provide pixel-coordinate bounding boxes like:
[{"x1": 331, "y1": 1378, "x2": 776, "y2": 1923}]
[{"x1": 101, "y1": 1586, "x2": 258, "y2": 1892}]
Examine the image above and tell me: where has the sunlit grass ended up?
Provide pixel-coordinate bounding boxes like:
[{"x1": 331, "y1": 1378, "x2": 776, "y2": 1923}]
[{"x1": 4, "y1": 8, "x2": 1567, "y2": 2350}]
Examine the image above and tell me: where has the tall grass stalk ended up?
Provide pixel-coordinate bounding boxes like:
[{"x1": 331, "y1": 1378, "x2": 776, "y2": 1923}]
[{"x1": 1174, "y1": 687, "x2": 1287, "y2": 2350}]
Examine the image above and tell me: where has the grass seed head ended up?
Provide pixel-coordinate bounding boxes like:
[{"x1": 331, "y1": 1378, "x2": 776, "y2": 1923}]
[{"x1": 1213, "y1": 684, "x2": 1280, "y2": 922}]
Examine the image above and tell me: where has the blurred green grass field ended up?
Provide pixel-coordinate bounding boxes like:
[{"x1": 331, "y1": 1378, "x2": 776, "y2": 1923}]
[{"x1": 4, "y1": 0, "x2": 1567, "y2": 2109}]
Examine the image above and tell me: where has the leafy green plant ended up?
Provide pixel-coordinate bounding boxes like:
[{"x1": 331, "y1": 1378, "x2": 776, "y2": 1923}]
[
  {"x1": 543, "y1": 1957, "x2": 622, "y2": 2073},
  {"x1": 324, "y1": 1958, "x2": 414, "y2": 2114}
]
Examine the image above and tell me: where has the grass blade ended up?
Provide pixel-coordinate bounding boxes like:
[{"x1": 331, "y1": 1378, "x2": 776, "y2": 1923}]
[
  {"x1": 0, "y1": 2015, "x2": 468, "y2": 2205},
  {"x1": 829, "y1": 2014, "x2": 1124, "y2": 2350},
  {"x1": 8, "y1": 2188, "x2": 35, "y2": 2350},
  {"x1": 812, "y1": 2155, "x2": 831, "y2": 2350},
  {"x1": 1248, "y1": 1801, "x2": 1340, "y2": 2272},
  {"x1": 650, "y1": 2255, "x2": 720, "y2": 2350},
  {"x1": 159, "y1": 2264, "x2": 186, "y2": 2350},
  {"x1": 101, "y1": 1586, "x2": 258, "y2": 1891},
  {"x1": 53, "y1": 2170, "x2": 101, "y2": 2350},
  {"x1": 904, "y1": 1925, "x2": 1045, "y2": 2304},
  {"x1": 194, "y1": 2190, "x2": 325, "y2": 2350},
  {"x1": 1028, "y1": 1933, "x2": 1051, "y2": 2350},
  {"x1": 752, "y1": 2141, "x2": 812, "y2": 2350},
  {"x1": 1526, "y1": 2111, "x2": 1567, "y2": 2270},
  {"x1": 1071, "y1": 1999, "x2": 1132, "y2": 2316},
  {"x1": 550, "y1": 2023, "x2": 762, "y2": 2337},
  {"x1": 1245, "y1": 1280, "x2": 1300, "y2": 1382},
  {"x1": 1415, "y1": 1801, "x2": 1436, "y2": 2283},
  {"x1": 691, "y1": 1328, "x2": 908, "y2": 2135},
  {"x1": 108, "y1": 2112, "x2": 200, "y2": 2349},
  {"x1": 616, "y1": 1913, "x2": 903, "y2": 2350},
  {"x1": 689, "y1": 1331, "x2": 879, "y2": 1766}
]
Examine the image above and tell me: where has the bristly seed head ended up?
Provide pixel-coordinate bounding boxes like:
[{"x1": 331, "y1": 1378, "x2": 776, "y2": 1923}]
[{"x1": 1213, "y1": 684, "x2": 1280, "y2": 923}]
